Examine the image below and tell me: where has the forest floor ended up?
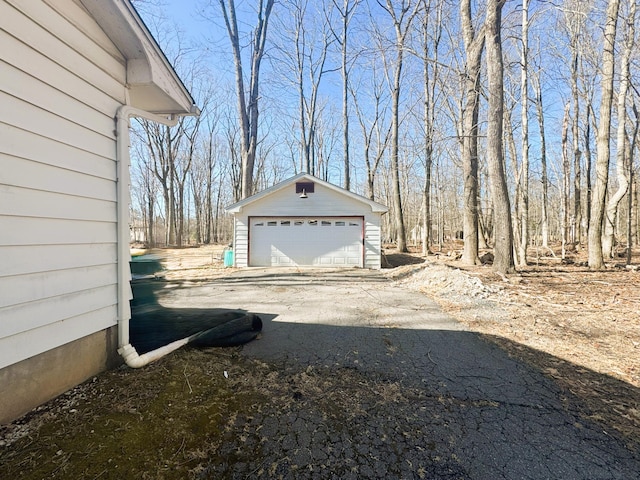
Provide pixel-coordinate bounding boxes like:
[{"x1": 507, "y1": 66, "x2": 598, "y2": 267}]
[{"x1": 1, "y1": 242, "x2": 638, "y2": 478}]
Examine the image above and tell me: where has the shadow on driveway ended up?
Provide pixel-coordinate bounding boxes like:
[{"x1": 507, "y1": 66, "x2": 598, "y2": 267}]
[{"x1": 161, "y1": 268, "x2": 640, "y2": 479}]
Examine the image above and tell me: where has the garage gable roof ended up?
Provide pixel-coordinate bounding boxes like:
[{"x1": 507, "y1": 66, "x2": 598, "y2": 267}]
[
  {"x1": 80, "y1": 0, "x2": 197, "y2": 115},
  {"x1": 226, "y1": 173, "x2": 388, "y2": 213}
]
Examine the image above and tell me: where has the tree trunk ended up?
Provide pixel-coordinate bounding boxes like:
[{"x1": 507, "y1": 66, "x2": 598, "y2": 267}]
[
  {"x1": 147, "y1": 189, "x2": 155, "y2": 248},
  {"x1": 341, "y1": 5, "x2": 350, "y2": 190},
  {"x1": 518, "y1": 0, "x2": 530, "y2": 266},
  {"x1": 588, "y1": 0, "x2": 620, "y2": 269},
  {"x1": 570, "y1": 26, "x2": 582, "y2": 245},
  {"x1": 420, "y1": 0, "x2": 443, "y2": 255},
  {"x1": 584, "y1": 105, "x2": 593, "y2": 236},
  {"x1": 505, "y1": 106, "x2": 522, "y2": 264},
  {"x1": 627, "y1": 106, "x2": 639, "y2": 264},
  {"x1": 460, "y1": 0, "x2": 484, "y2": 265},
  {"x1": 533, "y1": 72, "x2": 549, "y2": 249},
  {"x1": 390, "y1": 59, "x2": 407, "y2": 252},
  {"x1": 485, "y1": 0, "x2": 514, "y2": 274},
  {"x1": 561, "y1": 103, "x2": 570, "y2": 258},
  {"x1": 219, "y1": 0, "x2": 275, "y2": 199},
  {"x1": 381, "y1": 0, "x2": 421, "y2": 253},
  {"x1": 603, "y1": 0, "x2": 635, "y2": 258},
  {"x1": 634, "y1": 169, "x2": 639, "y2": 246},
  {"x1": 333, "y1": 0, "x2": 358, "y2": 190}
]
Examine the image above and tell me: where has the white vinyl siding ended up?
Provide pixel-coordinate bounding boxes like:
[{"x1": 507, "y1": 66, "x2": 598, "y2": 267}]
[
  {"x1": 0, "y1": 305, "x2": 117, "y2": 371},
  {"x1": 233, "y1": 219, "x2": 249, "y2": 267},
  {"x1": 0, "y1": 0, "x2": 127, "y2": 369},
  {"x1": 1, "y1": 1, "x2": 126, "y2": 101},
  {"x1": 0, "y1": 243, "x2": 117, "y2": 278},
  {"x1": 364, "y1": 218, "x2": 383, "y2": 270}
]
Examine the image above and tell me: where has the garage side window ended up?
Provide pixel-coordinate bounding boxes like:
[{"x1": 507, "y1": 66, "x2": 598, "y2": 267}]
[
  {"x1": 349, "y1": 222, "x2": 359, "y2": 226},
  {"x1": 267, "y1": 221, "x2": 277, "y2": 226},
  {"x1": 294, "y1": 220, "x2": 304, "y2": 226},
  {"x1": 254, "y1": 222, "x2": 264, "y2": 226},
  {"x1": 321, "y1": 220, "x2": 331, "y2": 226},
  {"x1": 281, "y1": 221, "x2": 290, "y2": 226},
  {"x1": 308, "y1": 220, "x2": 317, "y2": 226},
  {"x1": 335, "y1": 221, "x2": 345, "y2": 226}
]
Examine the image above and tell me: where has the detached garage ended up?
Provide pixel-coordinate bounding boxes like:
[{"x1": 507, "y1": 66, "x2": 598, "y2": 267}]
[{"x1": 226, "y1": 173, "x2": 388, "y2": 269}]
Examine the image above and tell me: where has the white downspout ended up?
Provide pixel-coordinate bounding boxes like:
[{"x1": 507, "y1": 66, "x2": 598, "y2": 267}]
[{"x1": 115, "y1": 105, "x2": 191, "y2": 368}]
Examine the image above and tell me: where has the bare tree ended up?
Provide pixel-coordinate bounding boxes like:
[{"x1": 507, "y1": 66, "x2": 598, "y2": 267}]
[
  {"x1": 350, "y1": 67, "x2": 392, "y2": 200},
  {"x1": 460, "y1": 0, "x2": 485, "y2": 265},
  {"x1": 331, "y1": 0, "x2": 361, "y2": 190},
  {"x1": 532, "y1": 66, "x2": 550, "y2": 249},
  {"x1": 377, "y1": 0, "x2": 422, "y2": 253},
  {"x1": 583, "y1": 95, "x2": 595, "y2": 237},
  {"x1": 561, "y1": 102, "x2": 571, "y2": 258},
  {"x1": 131, "y1": 140, "x2": 159, "y2": 247},
  {"x1": 190, "y1": 102, "x2": 221, "y2": 244},
  {"x1": 485, "y1": 0, "x2": 514, "y2": 274},
  {"x1": 626, "y1": 105, "x2": 639, "y2": 264},
  {"x1": 504, "y1": 87, "x2": 523, "y2": 256},
  {"x1": 221, "y1": 106, "x2": 243, "y2": 203},
  {"x1": 217, "y1": 0, "x2": 275, "y2": 199},
  {"x1": 563, "y1": 0, "x2": 589, "y2": 245},
  {"x1": 273, "y1": 0, "x2": 337, "y2": 175},
  {"x1": 517, "y1": 0, "x2": 530, "y2": 266},
  {"x1": 135, "y1": 120, "x2": 180, "y2": 245},
  {"x1": 602, "y1": 0, "x2": 636, "y2": 258},
  {"x1": 314, "y1": 106, "x2": 341, "y2": 181},
  {"x1": 417, "y1": 0, "x2": 444, "y2": 255},
  {"x1": 588, "y1": 0, "x2": 621, "y2": 269}
]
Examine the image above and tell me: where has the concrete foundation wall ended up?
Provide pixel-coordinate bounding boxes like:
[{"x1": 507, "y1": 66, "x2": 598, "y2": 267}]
[{"x1": 0, "y1": 326, "x2": 121, "y2": 425}]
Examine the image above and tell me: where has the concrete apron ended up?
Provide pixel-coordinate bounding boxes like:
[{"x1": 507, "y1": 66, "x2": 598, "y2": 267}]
[{"x1": 159, "y1": 267, "x2": 640, "y2": 479}]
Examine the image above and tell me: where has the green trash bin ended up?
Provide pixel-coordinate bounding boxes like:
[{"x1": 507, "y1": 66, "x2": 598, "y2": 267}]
[{"x1": 223, "y1": 248, "x2": 234, "y2": 267}]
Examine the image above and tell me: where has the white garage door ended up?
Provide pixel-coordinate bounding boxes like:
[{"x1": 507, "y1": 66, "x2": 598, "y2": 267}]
[{"x1": 249, "y1": 217, "x2": 363, "y2": 267}]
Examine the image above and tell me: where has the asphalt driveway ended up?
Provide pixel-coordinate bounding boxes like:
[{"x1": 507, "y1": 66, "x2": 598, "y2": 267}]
[{"x1": 160, "y1": 268, "x2": 640, "y2": 479}]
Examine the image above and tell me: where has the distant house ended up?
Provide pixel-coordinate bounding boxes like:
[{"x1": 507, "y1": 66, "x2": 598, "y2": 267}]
[
  {"x1": 0, "y1": 0, "x2": 197, "y2": 423},
  {"x1": 226, "y1": 173, "x2": 388, "y2": 269}
]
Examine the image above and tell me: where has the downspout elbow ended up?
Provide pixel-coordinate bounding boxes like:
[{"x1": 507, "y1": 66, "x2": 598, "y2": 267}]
[{"x1": 118, "y1": 339, "x2": 190, "y2": 368}]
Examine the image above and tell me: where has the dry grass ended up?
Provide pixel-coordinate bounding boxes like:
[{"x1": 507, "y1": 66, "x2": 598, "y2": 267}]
[{"x1": 132, "y1": 244, "x2": 230, "y2": 281}]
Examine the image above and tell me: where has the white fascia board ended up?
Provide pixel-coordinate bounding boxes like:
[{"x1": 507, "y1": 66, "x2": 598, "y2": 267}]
[
  {"x1": 80, "y1": 0, "x2": 197, "y2": 115},
  {"x1": 225, "y1": 173, "x2": 388, "y2": 214}
]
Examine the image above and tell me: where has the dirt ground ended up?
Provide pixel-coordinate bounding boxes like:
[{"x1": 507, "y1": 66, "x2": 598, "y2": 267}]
[
  {"x1": 382, "y1": 243, "x2": 640, "y2": 452},
  {"x1": 1, "y1": 243, "x2": 639, "y2": 478}
]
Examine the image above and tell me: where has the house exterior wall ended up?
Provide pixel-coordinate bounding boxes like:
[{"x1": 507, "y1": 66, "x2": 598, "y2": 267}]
[
  {"x1": 0, "y1": 326, "x2": 121, "y2": 424},
  {"x1": 0, "y1": 0, "x2": 128, "y2": 421},
  {"x1": 232, "y1": 181, "x2": 384, "y2": 269}
]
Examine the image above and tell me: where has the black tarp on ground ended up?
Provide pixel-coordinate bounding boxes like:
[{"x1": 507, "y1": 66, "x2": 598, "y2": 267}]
[
  {"x1": 129, "y1": 257, "x2": 262, "y2": 354},
  {"x1": 130, "y1": 305, "x2": 262, "y2": 354}
]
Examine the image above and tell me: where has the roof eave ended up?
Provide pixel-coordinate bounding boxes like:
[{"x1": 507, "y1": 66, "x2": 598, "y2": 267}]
[
  {"x1": 80, "y1": 0, "x2": 197, "y2": 115},
  {"x1": 225, "y1": 173, "x2": 388, "y2": 214}
]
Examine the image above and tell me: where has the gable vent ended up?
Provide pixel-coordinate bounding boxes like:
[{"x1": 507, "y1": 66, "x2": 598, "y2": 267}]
[{"x1": 295, "y1": 182, "x2": 315, "y2": 194}]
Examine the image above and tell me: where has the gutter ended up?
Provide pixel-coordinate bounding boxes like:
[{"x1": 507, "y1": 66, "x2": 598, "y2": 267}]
[{"x1": 115, "y1": 105, "x2": 198, "y2": 368}]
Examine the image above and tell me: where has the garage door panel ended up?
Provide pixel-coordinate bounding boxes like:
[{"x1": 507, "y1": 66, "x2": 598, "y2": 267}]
[{"x1": 250, "y1": 217, "x2": 363, "y2": 267}]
